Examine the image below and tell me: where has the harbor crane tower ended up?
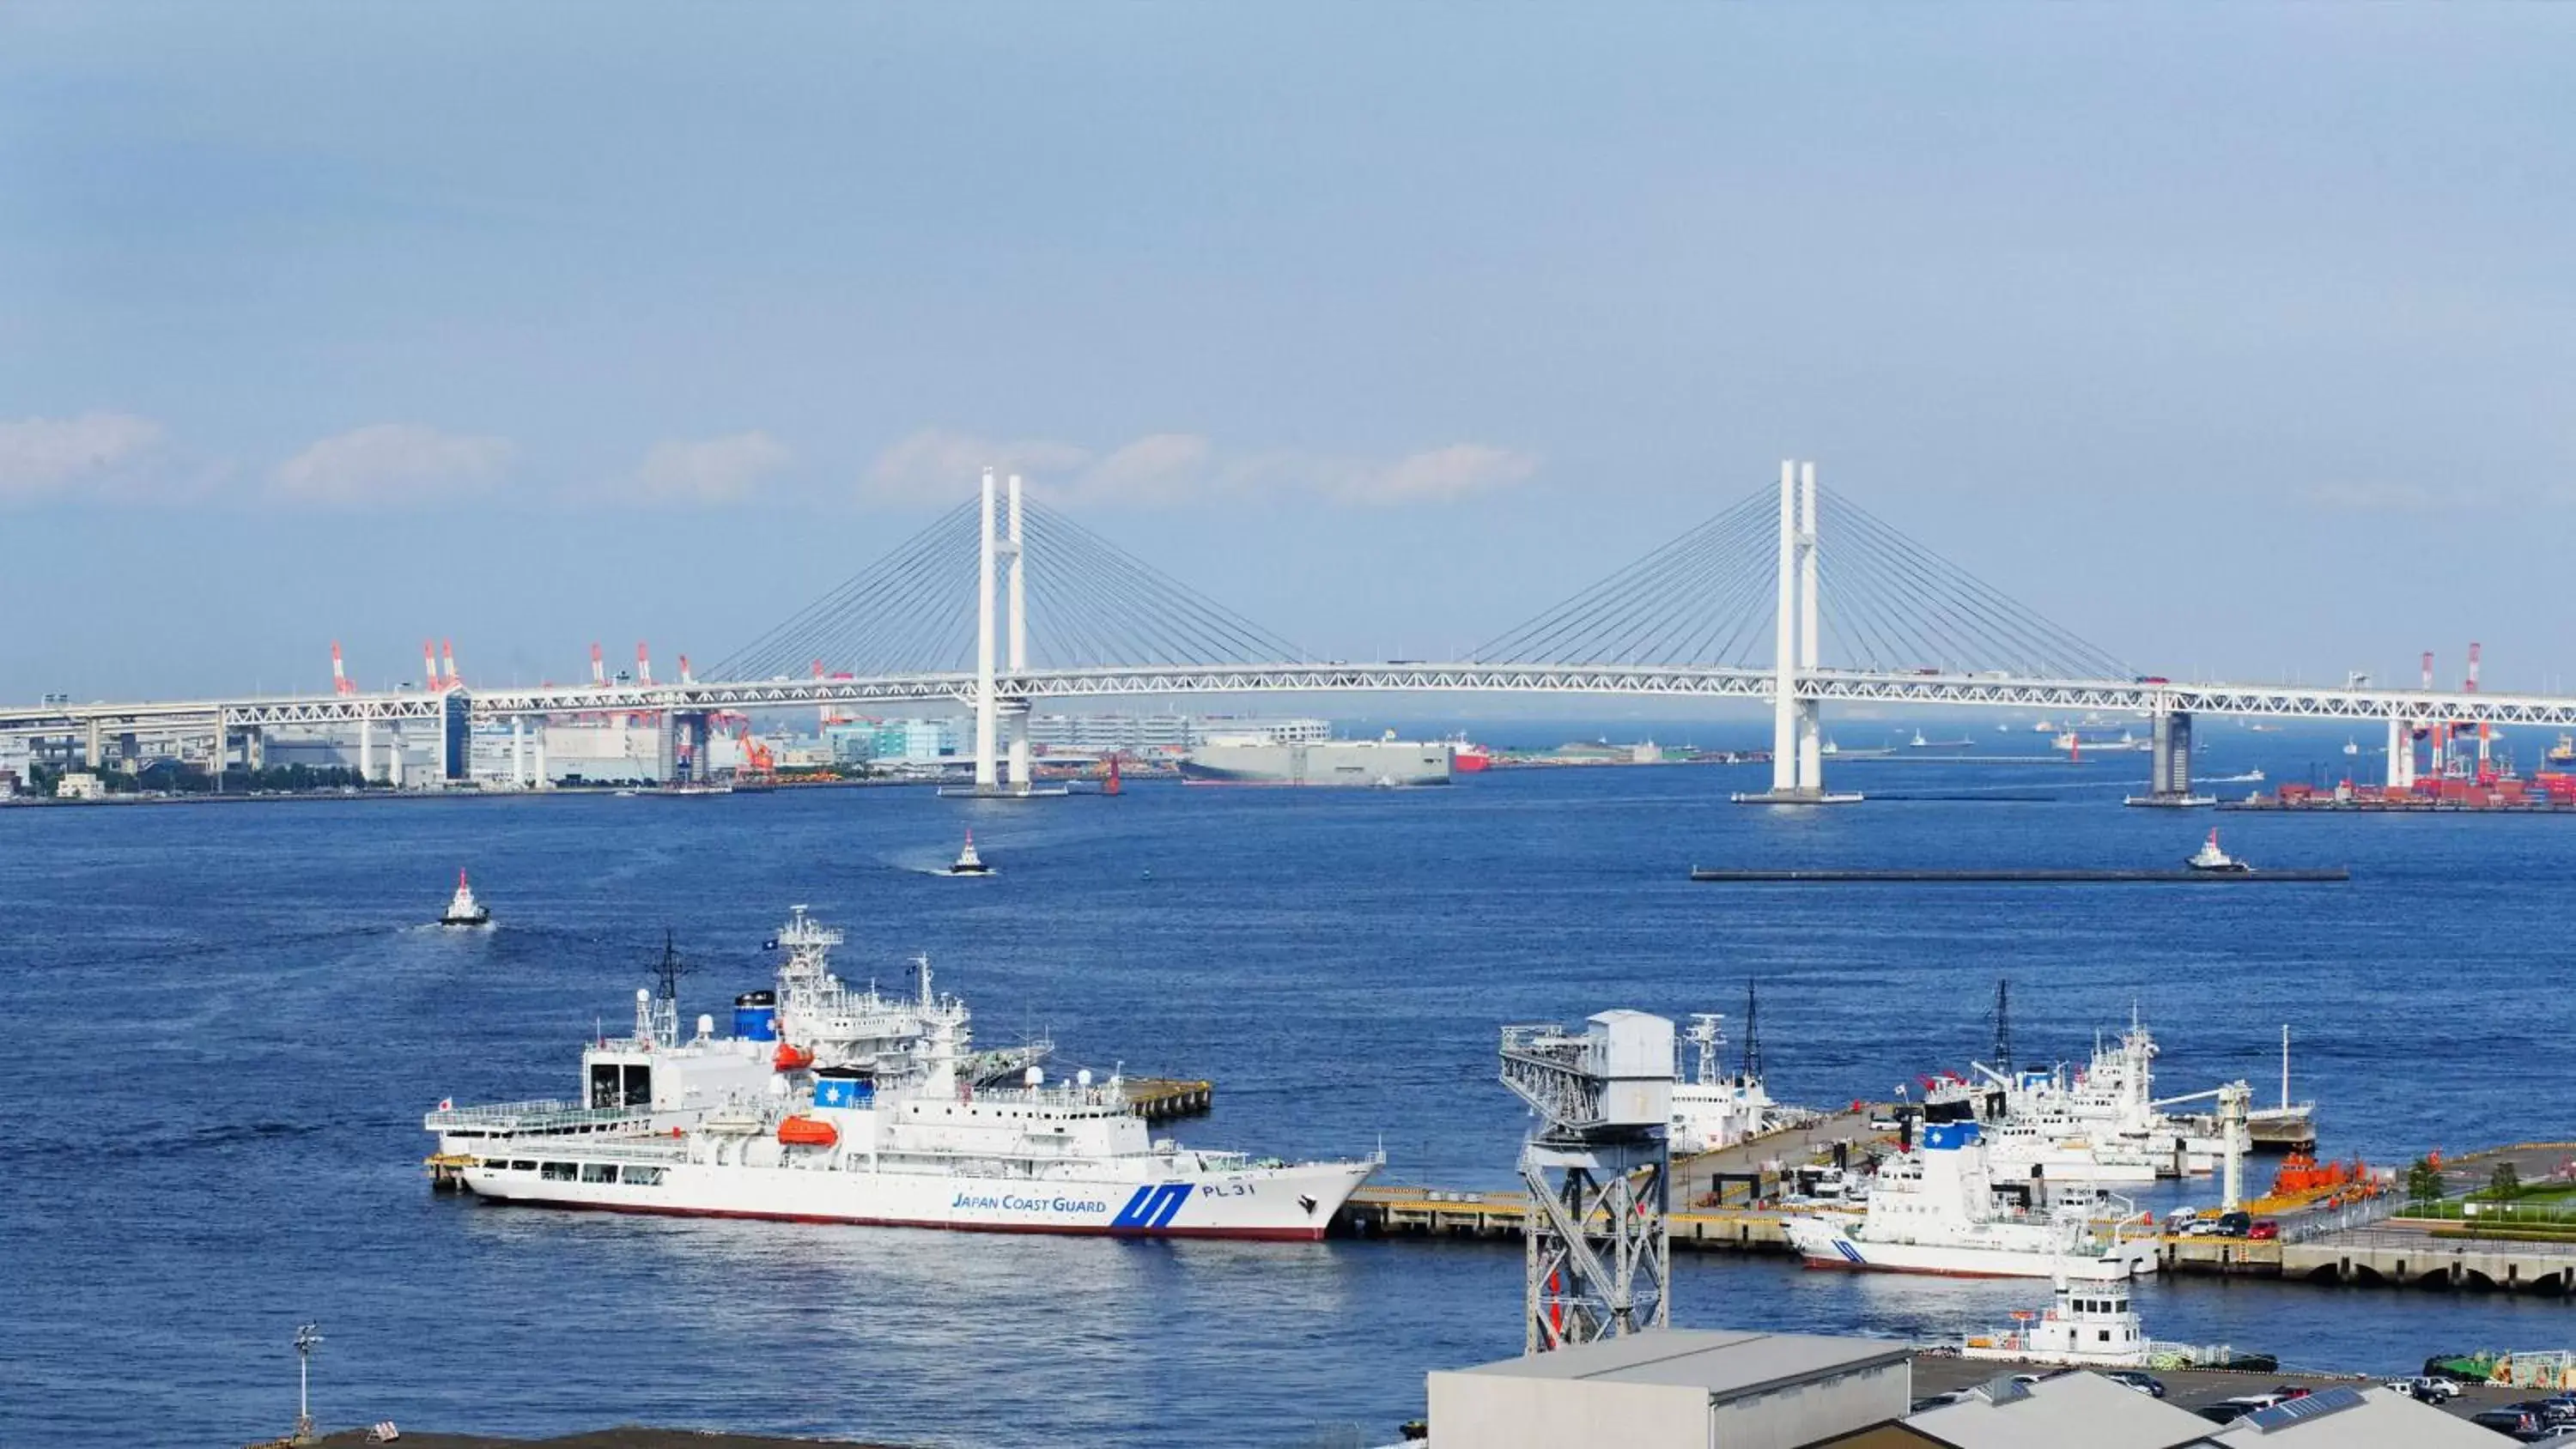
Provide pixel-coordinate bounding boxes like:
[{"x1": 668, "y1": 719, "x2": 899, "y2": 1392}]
[{"x1": 1500, "y1": 1009, "x2": 1675, "y2": 1352}]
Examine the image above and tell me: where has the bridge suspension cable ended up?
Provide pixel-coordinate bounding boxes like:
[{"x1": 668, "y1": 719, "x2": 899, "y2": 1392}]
[
  {"x1": 1470, "y1": 477, "x2": 2130, "y2": 679},
  {"x1": 1467, "y1": 491, "x2": 1779, "y2": 667},
  {"x1": 714, "y1": 496, "x2": 1308, "y2": 683},
  {"x1": 715, "y1": 503, "x2": 982, "y2": 681},
  {"x1": 1814, "y1": 491, "x2": 2131, "y2": 680}
]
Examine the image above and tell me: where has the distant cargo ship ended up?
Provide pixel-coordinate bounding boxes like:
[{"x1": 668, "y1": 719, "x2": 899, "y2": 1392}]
[
  {"x1": 1450, "y1": 737, "x2": 1493, "y2": 773},
  {"x1": 1179, "y1": 736, "x2": 1452, "y2": 787}
]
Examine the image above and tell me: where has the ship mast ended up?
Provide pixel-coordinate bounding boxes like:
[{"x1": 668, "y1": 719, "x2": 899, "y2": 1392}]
[
  {"x1": 1684, "y1": 1014, "x2": 1725, "y2": 1088},
  {"x1": 644, "y1": 929, "x2": 689, "y2": 1046},
  {"x1": 1990, "y1": 978, "x2": 2014, "y2": 1077},
  {"x1": 1740, "y1": 982, "x2": 1763, "y2": 1085}
]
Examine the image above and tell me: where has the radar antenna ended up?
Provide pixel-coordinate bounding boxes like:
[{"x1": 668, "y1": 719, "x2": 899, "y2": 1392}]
[
  {"x1": 1500, "y1": 1011, "x2": 1674, "y2": 1352},
  {"x1": 291, "y1": 1322, "x2": 324, "y2": 1445}
]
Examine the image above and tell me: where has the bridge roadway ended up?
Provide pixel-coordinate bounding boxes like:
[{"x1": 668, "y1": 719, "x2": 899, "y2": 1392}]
[{"x1": 11, "y1": 663, "x2": 2576, "y2": 734}]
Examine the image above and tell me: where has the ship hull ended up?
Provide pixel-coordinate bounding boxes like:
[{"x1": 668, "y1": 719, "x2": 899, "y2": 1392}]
[
  {"x1": 1178, "y1": 740, "x2": 1451, "y2": 788},
  {"x1": 1785, "y1": 1217, "x2": 2158, "y2": 1279},
  {"x1": 462, "y1": 1154, "x2": 1373, "y2": 1242}
]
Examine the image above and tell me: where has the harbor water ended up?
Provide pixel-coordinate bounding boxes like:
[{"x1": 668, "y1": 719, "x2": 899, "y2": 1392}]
[{"x1": 5, "y1": 734, "x2": 2573, "y2": 1446}]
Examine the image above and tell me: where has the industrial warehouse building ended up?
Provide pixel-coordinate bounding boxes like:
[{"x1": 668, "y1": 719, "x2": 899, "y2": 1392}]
[
  {"x1": 1426, "y1": 1330, "x2": 1911, "y2": 1449},
  {"x1": 1426, "y1": 1331, "x2": 2506, "y2": 1448}
]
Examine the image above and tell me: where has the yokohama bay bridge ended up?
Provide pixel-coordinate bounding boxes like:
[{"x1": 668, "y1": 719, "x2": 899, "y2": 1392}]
[{"x1": 3, "y1": 462, "x2": 2566, "y2": 802}]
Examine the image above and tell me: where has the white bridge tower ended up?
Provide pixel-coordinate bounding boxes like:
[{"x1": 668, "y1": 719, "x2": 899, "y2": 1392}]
[
  {"x1": 1501, "y1": 1010, "x2": 1674, "y2": 1351},
  {"x1": 1735, "y1": 459, "x2": 1857, "y2": 804},
  {"x1": 969, "y1": 467, "x2": 1037, "y2": 796}
]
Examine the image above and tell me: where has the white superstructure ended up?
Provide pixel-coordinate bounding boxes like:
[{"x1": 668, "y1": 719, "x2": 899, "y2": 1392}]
[
  {"x1": 431, "y1": 908, "x2": 1375, "y2": 1240},
  {"x1": 1960, "y1": 1258, "x2": 2152, "y2": 1367},
  {"x1": 427, "y1": 910, "x2": 1042, "y2": 1157},
  {"x1": 439, "y1": 870, "x2": 489, "y2": 927},
  {"x1": 1928, "y1": 1020, "x2": 2233, "y2": 1179},
  {"x1": 1668, "y1": 1012, "x2": 1810, "y2": 1155},
  {"x1": 1783, "y1": 1122, "x2": 2159, "y2": 1279}
]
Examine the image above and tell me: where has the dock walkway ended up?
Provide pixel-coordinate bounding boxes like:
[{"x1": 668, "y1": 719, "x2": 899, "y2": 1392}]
[{"x1": 1121, "y1": 1077, "x2": 1212, "y2": 1123}]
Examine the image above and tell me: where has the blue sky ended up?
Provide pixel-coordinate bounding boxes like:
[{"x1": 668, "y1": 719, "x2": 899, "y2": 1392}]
[{"x1": 4, "y1": 4, "x2": 2571, "y2": 699}]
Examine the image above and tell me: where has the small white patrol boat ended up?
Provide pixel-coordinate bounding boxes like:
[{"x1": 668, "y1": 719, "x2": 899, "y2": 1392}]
[
  {"x1": 1962, "y1": 1258, "x2": 2151, "y2": 1367},
  {"x1": 440, "y1": 870, "x2": 491, "y2": 927}
]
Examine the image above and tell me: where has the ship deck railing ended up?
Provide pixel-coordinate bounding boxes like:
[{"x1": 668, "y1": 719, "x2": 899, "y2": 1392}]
[
  {"x1": 425, "y1": 1099, "x2": 649, "y2": 1133},
  {"x1": 474, "y1": 1136, "x2": 691, "y2": 1165}
]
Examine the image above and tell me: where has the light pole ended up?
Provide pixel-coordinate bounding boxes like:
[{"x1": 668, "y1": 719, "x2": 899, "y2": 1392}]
[{"x1": 293, "y1": 1322, "x2": 324, "y2": 1445}]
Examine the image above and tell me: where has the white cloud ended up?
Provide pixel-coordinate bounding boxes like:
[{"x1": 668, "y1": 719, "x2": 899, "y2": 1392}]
[
  {"x1": 1322, "y1": 443, "x2": 1539, "y2": 506},
  {"x1": 270, "y1": 423, "x2": 513, "y2": 506},
  {"x1": 1060, "y1": 433, "x2": 1217, "y2": 506},
  {"x1": 861, "y1": 428, "x2": 1091, "y2": 506},
  {"x1": 627, "y1": 431, "x2": 792, "y2": 506},
  {"x1": 0, "y1": 412, "x2": 167, "y2": 504},
  {"x1": 862, "y1": 428, "x2": 1537, "y2": 510}
]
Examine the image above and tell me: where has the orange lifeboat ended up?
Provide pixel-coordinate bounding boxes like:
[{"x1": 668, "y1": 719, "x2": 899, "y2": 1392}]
[
  {"x1": 776, "y1": 1115, "x2": 838, "y2": 1148},
  {"x1": 773, "y1": 1041, "x2": 814, "y2": 1071}
]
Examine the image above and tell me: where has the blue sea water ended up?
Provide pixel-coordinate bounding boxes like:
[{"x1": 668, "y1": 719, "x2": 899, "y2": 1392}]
[{"x1": 4, "y1": 735, "x2": 2572, "y2": 1447}]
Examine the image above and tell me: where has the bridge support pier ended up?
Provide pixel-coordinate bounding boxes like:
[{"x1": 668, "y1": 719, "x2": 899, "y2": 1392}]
[
  {"x1": 2386, "y1": 717, "x2": 2415, "y2": 789},
  {"x1": 511, "y1": 717, "x2": 527, "y2": 787},
  {"x1": 2121, "y1": 708, "x2": 2205, "y2": 807},
  {"x1": 1735, "y1": 460, "x2": 1856, "y2": 805},
  {"x1": 2153, "y1": 711, "x2": 2193, "y2": 796},
  {"x1": 84, "y1": 718, "x2": 102, "y2": 770},
  {"x1": 358, "y1": 718, "x2": 374, "y2": 785}
]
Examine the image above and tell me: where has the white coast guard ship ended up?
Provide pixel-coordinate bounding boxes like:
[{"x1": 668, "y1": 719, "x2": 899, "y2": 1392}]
[
  {"x1": 1783, "y1": 1121, "x2": 2159, "y2": 1279},
  {"x1": 429, "y1": 908, "x2": 1376, "y2": 1240}
]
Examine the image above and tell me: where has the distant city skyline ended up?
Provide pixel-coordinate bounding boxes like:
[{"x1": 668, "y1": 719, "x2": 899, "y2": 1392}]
[{"x1": 5, "y1": 4, "x2": 2571, "y2": 700}]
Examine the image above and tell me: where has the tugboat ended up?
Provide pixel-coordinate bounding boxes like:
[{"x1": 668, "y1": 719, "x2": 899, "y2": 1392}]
[
  {"x1": 440, "y1": 869, "x2": 492, "y2": 926},
  {"x1": 2184, "y1": 829, "x2": 2253, "y2": 876},
  {"x1": 945, "y1": 829, "x2": 993, "y2": 876}
]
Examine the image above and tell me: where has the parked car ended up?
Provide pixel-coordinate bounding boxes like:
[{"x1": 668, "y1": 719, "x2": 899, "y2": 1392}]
[
  {"x1": 2472, "y1": 1408, "x2": 2543, "y2": 1439},
  {"x1": 2512, "y1": 1398, "x2": 2576, "y2": 1428},
  {"x1": 2388, "y1": 1376, "x2": 2460, "y2": 1403},
  {"x1": 2248, "y1": 1219, "x2": 2280, "y2": 1241},
  {"x1": 2214, "y1": 1210, "x2": 2254, "y2": 1237},
  {"x1": 2105, "y1": 1370, "x2": 2166, "y2": 1398},
  {"x1": 2196, "y1": 1404, "x2": 2258, "y2": 1425}
]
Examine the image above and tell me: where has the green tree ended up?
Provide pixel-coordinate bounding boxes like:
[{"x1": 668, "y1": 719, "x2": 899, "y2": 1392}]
[
  {"x1": 2491, "y1": 1161, "x2": 2524, "y2": 1199},
  {"x1": 2407, "y1": 1157, "x2": 2445, "y2": 1204}
]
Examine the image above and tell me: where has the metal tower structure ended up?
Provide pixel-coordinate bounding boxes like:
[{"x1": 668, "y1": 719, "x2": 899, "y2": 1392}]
[
  {"x1": 1500, "y1": 1010, "x2": 1674, "y2": 1352},
  {"x1": 1990, "y1": 978, "x2": 2014, "y2": 1078},
  {"x1": 1740, "y1": 981, "x2": 1763, "y2": 1084},
  {"x1": 2217, "y1": 1080, "x2": 2252, "y2": 1213}
]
